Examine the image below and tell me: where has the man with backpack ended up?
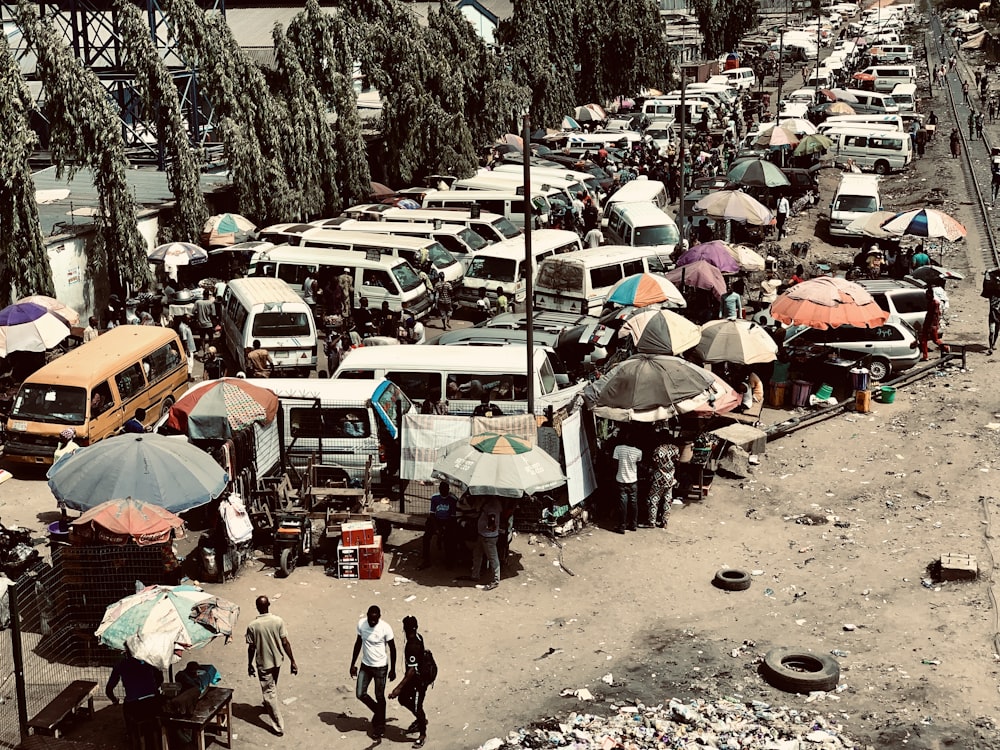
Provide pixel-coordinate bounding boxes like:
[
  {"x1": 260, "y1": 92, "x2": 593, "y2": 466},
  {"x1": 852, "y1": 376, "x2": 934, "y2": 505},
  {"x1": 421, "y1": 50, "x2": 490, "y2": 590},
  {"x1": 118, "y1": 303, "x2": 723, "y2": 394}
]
[{"x1": 389, "y1": 616, "x2": 436, "y2": 748}]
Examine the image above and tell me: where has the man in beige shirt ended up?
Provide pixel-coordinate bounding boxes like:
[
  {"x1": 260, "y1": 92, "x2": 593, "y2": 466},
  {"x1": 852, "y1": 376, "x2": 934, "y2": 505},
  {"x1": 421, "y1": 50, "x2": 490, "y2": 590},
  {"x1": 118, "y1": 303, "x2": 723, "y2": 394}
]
[
  {"x1": 246, "y1": 340, "x2": 274, "y2": 378},
  {"x1": 247, "y1": 596, "x2": 297, "y2": 736}
]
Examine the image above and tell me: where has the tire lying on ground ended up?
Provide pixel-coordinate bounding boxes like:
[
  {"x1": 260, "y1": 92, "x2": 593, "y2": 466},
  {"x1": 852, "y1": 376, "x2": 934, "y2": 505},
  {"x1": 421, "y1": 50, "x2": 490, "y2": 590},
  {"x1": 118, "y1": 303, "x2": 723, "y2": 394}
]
[
  {"x1": 761, "y1": 648, "x2": 841, "y2": 693},
  {"x1": 712, "y1": 568, "x2": 752, "y2": 591}
]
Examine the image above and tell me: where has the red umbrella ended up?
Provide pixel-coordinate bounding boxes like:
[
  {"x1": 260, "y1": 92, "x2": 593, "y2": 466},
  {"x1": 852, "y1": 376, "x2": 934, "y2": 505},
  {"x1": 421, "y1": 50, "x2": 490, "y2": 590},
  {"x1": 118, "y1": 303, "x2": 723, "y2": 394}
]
[
  {"x1": 665, "y1": 260, "x2": 728, "y2": 300},
  {"x1": 71, "y1": 498, "x2": 185, "y2": 547},
  {"x1": 770, "y1": 277, "x2": 889, "y2": 330},
  {"x1": 166, "y1": 378, "x2": 280, "y2": 440},
  {"x1": 853, "y1": 72, "x2": 877, "y2": 82}
]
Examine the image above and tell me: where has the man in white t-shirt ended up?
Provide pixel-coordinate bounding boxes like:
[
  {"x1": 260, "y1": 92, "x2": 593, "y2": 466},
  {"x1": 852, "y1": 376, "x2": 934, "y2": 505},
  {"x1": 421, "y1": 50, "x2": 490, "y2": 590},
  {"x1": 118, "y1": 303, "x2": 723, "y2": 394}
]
[
  {"x1": 350, "y1": 605, "x2": 397, "y2": 740},
  {"x1": 612, "y1": 438, "x2": 643, "y2": 534}
]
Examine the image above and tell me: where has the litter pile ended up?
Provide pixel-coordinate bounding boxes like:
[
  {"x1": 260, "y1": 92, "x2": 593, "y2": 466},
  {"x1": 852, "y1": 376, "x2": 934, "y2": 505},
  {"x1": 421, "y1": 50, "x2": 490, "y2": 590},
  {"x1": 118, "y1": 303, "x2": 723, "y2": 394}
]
[{"x1": 479, "y1": 697, "x2": 861, "y2": 750}]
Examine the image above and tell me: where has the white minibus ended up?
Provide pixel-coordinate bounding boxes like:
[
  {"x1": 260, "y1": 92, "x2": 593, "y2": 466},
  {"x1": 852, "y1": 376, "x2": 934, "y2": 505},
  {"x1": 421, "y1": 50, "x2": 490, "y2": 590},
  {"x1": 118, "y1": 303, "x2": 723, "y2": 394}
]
[
  {"x1": 604, "y1": 178, "x2": 669, "y2": 211},
  {"x1": 846, "y1": 90, "x2": 900, "y2": 113},
  {"x1": 826, "y1": 127, "x2": 912, "y2": 174},
  {"x1": 604, "y1": 203, "x2": 680, "y2": 256},
  {"x1": 340, "y1": 204, "x2": 520, "y2": 243},
  {"x1": 861, "y1": 65, "x2": 916, "y2": 93},
  {"x1": 820, "y1": 114, "x2": 904, "y2": 132},
  {"x1": 221, "y1": 278, "x2": 318, "y2": 377},
  {"x1": 422, "y1": 189, "x2": 554, "y2": 229},
  {"x1": 490, "y1": 164, "x2": 602, "y2": 202},
  {"x1": 890, "y1": 83, "x2": 916, "y2": 112},
  {"x1": 829, "y1": 173, "x2": 882, "y2": 237}
]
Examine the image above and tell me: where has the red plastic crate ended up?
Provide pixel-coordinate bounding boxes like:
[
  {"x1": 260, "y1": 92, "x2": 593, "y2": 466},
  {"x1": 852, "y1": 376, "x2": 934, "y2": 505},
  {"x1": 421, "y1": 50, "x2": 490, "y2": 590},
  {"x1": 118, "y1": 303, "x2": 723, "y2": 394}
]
[
  {"x1": 342, "y1": 521, "x2": 375, "y2": 547},
  {"x1": 360, "y1": 553, "x2": 384, "y2": 580},
  {"x1": 359, "y1": 536, "x2": 383, "y2": 565}
]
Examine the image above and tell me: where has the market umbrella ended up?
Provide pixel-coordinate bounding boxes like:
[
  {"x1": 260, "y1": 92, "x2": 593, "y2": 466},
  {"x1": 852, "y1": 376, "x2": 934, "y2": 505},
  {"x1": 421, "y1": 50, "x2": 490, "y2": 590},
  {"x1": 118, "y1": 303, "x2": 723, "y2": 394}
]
[
  {"x1": 588, "y1": 354, "x2": 717, "y2": 422},
  {"x1": 574, "y1": 104, "x2": 608, "y2": 123},
  {"x1": 203, "y1": 213, "x2": 256, "y2": 247},
  {"x1": 826, "y1": 101, "x2": 856, "y2": 115},
  {"x1": 605, "y1": 273, "x2": 686, "y2": 308},
  {"x1": 776, "y1": 118, "x2": 818, "y2": 135},
  {"x1": 165, "y1": 378, "x2": 280, "y2": 441},
  {"x1": 693, "y1": 190, "x2": 774, "y2": 226},
  {"x1": 147, "y1": 242, "x2": 209, "y2": 266},
  {"x1": 618, "y1": 309, "x2": 702, "y2": 355},
  {"x1": 724, "y1": 244, "x2": 767, "y2": 271},
  {"x1": 71, "y1": 498, "x2": 185, "y2": 547},
  {"x1": 431, "y1": 432, "x2": 566, "y2": 498},
  {"x1": 666, "y1": 260, "x2": 728, "y2": 300},
  {"x1": 880, "y1": 209, "x2": 967, "y2": 241},
  {"x1": 561, "y1": 116, "x2": 582, "y2": 131},
  {"x1": 369, "y1": 181, "x2": 395, "y2": 199},
  {"x1": 818, "y1": 88, "x2": 837, "y2": 101},
  {"x1": 755, "y1": 125, "x2": 799, "y2": 149},
  {"x1": 828, "y1": 89, "x2": 859, "y2": 103},
  {"x1": 794, "y1": 133, "x2": 834, "y2": 156},
  {"x1": 0, "y1": 300, "x2": 73, "y2": 356},
  {"x1": 47, "y1": 434, "x2": 230, "y2": 513},
  {"x1": 695, "y1": 318, "x2": 779, "y2": 364},
  {"x1": 688, "y1": 371, "x2": 742, "y2": 416},
  {"x1": 15, "y1": 296, "x2": 80, "y2": 326},
  {"x1": 908, "y1": 265, "x2": 965, "y2": 284},
  {"x1": 676, "y1": 241, "x2": 743, "y2": 273},
  {"x1": 844, "y1": 210, "x2": 900, "y2": 239},
  {"x1": 497, "y1": 133, "x2": 524, "y2": 151},
  {"x1": 853, "y1": 72, "x2": 877, "y2": 82},
  {"x1": 770, "y1": 277, "x2": 889, "y2": 330},
  {"x1": 96, "y1": 584, "x2": 239, "y2": 671},
  {"x1": 726, "y1": 160, "x2": 791, "y2": 189}
]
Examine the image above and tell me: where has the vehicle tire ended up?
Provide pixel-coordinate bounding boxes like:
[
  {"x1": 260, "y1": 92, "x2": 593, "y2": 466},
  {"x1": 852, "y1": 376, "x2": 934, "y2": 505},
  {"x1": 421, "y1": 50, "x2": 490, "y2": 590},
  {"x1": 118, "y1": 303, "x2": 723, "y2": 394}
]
[
  {"x1": 874, "y1": 160, "x2": 890, "y2": 175},
  {"x1": 279, "y1": 546, "x2": 297, "y2": 577},
  {"x1": 160, "y1": 397, "x2": 175, "y2": 418},
  {"x1": 713, "y1": 568, "x2": 752, "y2": 591},
  {"x1": 868, "y1": 357, "x2": 890, "y2": 381},
  {"x1": 761, "y1": 648, "x2": 840, "y2": 693}
]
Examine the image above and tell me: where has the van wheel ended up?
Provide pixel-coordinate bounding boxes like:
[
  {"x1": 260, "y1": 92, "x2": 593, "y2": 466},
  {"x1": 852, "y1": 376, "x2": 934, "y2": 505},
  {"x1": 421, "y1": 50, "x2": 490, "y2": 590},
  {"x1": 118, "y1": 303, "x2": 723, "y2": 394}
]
[
  {"x1": 873, "y1": 160, "x2": 890, "y2": 175},
  {"x1": 868, "y1": 357, "x2": 890, "y2": 381},
  {"x1": 160, "y1": 397, "x2": 175, "y2": 418}
]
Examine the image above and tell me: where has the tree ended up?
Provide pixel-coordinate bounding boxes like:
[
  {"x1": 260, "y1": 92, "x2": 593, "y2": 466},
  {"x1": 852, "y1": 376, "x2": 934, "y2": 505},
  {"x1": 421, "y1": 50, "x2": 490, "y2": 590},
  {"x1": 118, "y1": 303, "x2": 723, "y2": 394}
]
[
  {"x1": 0, "y1": 34, "x2": 55, "y2": 304},
  {"x1": 692, "y1": 0, "x2": 760, "y2": 60},
  {"x1": 114, "y1": 0, "x2": 207, "y2": 244},
  {"x1": 14, "y1": 0, "x2": 148, "y2": 301},
  {"x1": 496, "y1": 0, "x2": 578, "y2": 130}
]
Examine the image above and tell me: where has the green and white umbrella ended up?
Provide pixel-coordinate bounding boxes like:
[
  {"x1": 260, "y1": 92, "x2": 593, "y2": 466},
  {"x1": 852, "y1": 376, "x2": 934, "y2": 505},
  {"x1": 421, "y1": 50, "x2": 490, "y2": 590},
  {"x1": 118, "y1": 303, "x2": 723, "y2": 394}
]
[{"x1": 431, "y1": 432, "x2": 566, "y2": 498}]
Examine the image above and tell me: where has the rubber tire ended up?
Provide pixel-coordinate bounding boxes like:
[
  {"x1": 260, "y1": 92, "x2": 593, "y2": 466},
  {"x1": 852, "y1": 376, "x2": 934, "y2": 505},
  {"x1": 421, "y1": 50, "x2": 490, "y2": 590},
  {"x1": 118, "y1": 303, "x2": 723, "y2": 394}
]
[
  {"x1": 762, "y1": 648, "x2": 841, "y2": 693},
  {"x1": 160, "y1": 397, "x2": 175, "y2": 418},
  {"x1": 868, "y1": 357, "x2": 890, "y2": 381},
  {"x1": 713, "y1": 568, "x2": 752, "y2": 591},
  {"x1": 279, "y1": 546, "x2": 297, "y2": 577},
  {"x1": 874, "y1": 160, "x2": 890, "y2": 176}
]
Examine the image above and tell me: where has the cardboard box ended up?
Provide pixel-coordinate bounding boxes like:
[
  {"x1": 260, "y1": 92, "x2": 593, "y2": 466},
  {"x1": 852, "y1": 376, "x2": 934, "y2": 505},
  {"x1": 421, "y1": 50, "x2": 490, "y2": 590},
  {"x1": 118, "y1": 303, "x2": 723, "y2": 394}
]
[
  {"x1": 359, "y1": 536, "x2": 383, "y2": 565},
  {"x1": 342, "y1": 521, "x2": 375, "y2": 547},
  {"x1": 338, "y1": 543, "x2": 359, "y2": 564},
  {"x1": 338, "y1": 562, "x2": 359, "y2": 580}
]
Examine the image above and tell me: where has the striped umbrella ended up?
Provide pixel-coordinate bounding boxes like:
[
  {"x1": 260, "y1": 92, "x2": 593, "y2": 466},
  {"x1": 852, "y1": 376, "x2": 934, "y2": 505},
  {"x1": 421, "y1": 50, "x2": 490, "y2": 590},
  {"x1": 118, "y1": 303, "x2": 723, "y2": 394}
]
[
  {"x1": 165, "y1": 378, "x2": 280, "y2": 441},
  {"x1": 147, "y1": 242, "x2": 209, "y2": 266},
  {"x1": 432, "y1": 433, "x2": 566, "y2": 497},
  {"x1": 605, "y1": 273, "x2": 686, "y2": 308},
  {"x1": 0, "y1": 300, "x2": 73, "y2": 356},
  {"x1": 470, "y1": 432, "x2": 532, "y2": 455},
  {"x1": 618, "y1": 309, "x2": 702, "y2": 355},
  {"x1": 15, "y1": 295, "x2": 80, "y2": 326},
  {"x1": 880, "y1": 209, "x2": 967, "y2": 241}
]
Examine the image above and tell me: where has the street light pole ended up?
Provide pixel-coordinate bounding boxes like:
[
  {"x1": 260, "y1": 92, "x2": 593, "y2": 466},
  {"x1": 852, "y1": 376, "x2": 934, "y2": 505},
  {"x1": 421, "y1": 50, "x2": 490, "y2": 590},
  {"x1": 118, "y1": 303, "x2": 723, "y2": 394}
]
[{"x1": 521, "y1": 112, "x2": 535, "y2": 415}]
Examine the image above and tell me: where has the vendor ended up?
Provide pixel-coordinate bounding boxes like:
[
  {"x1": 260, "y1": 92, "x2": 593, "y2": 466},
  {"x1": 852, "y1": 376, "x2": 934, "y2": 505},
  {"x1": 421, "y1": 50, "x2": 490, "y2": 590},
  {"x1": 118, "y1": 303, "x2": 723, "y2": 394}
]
[{"x1": 106, "y1": 642, "x2": 163, "y2": 750}]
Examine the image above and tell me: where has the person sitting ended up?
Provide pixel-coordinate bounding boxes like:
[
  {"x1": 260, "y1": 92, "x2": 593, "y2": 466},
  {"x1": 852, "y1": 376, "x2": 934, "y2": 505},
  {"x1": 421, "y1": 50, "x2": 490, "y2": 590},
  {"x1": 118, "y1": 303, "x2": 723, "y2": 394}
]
[
  {"x1": 123, "y1": 408, "x2": 147, "y2": 434},
  {"x1": 341, "y1": 412, "x2": 366, "y2": 437},
  {"x1": 472, "y1": 393, "x2": 503, "y2": 418}
]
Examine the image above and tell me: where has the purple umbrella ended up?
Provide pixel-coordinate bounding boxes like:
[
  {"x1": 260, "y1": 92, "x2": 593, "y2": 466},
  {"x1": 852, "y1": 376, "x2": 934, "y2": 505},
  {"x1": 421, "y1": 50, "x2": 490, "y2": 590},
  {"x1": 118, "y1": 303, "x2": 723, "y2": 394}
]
[
  {"x1": 665, "y1": 260, "x2": 728, "y2": 300},
  {"x1": 675, "y1": 241, "x2": 741, "y2": 274}
]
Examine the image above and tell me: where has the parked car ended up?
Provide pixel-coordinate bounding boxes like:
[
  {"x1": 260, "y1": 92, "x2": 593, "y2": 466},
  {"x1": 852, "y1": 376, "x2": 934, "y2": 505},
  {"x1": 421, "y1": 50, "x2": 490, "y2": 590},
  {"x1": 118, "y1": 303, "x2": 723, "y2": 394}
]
[
  {"x1": 783, "y1": 317, "x2": 921, "y2": 380},
  {"x1": 855, "y1": 278, "x2": 931, "y2": 330}
]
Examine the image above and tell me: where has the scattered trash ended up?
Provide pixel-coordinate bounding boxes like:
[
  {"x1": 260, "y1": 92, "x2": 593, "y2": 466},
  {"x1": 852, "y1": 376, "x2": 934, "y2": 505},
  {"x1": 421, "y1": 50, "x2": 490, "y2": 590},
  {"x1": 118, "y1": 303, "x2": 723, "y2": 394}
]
[
  {"x1": 922, "y1": 659, "x2": 942, "y2": 665},
  {"x1": 560, "y1": 688, "x2": 595, "y2": 701},
  {"x1": 601, "y1": 673, "x2": 614, "y2": 685},
  {"x1": 843, "y1": 623, "x2": 857, "y2": 631}
]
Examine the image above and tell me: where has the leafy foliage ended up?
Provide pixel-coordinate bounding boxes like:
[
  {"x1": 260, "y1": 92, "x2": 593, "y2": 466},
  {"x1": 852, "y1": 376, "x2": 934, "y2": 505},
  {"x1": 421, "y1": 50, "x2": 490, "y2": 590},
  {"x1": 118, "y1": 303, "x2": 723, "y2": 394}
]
[
  {"x1": 0, "y1": 35, "x2": 55, "y2": 304},
  {"x1": 693, "y1": 0, "x2": 760, "y2": 60},
  {"x1": 114, "y1": 0, "x2": 207, "y2": 244},
  {"x1": 13, "y1": 0, "x2": 148, "y2": 299}
]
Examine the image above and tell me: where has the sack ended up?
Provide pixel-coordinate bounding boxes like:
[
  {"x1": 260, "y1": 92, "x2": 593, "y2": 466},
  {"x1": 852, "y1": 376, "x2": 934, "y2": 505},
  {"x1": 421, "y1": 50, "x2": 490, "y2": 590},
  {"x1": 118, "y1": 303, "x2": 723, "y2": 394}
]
[{"x1": 419, "y1": 647, "x2": 438, "y2": 688}]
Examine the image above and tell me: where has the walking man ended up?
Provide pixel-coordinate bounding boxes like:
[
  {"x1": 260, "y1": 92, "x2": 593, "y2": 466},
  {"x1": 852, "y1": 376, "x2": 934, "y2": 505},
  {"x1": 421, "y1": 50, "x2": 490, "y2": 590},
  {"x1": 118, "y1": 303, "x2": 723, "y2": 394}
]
[
  {"x1": 919, "y1": 287, "x2": 949, "y2": 361},
  {"x1": 612, "y1": 433, "x2": 642, "y2": 534},
  {"x1": 194, "y1": 289, "x2": 216, "y2": 353},
  {"x1": 467, "y1": 496, "x2": 503, "y2": 590},
  {"x1": 963, "y1": 80, "x2": 970, "y2": 104},
  {"x1": 992, "y1": 169, "x2": 1000, "y2": 205},
  {"x1": 388, "y1": 616, "x2": 428, "y2": 748},
  {"x1": 434, "y1": 273, "x2": 453, "y2": 330},
  {"x1": 983, "y1": 269, "x2": 1000, "y2": 354},
  {"x1": 176, "y1": 315, "x2": 196, "y2": 379},
  {"x1": 420, "y1": 481, "x2": 458, "y2": 569},
  {"x1": 775, "y1": 194, "x2": 790, "y2": 240},
  {"x1": 247, "y1": 339, "x2": 274, "y2": 378},
  {"x1": 969, "y1": 110, "x2": 976, "y2": 139},
  {"x1": 351, "y1": 605, "x2": 397, "y2": 740},
  {"x1": 246, "y1": 595, "x2": 298, "y2": 737}
]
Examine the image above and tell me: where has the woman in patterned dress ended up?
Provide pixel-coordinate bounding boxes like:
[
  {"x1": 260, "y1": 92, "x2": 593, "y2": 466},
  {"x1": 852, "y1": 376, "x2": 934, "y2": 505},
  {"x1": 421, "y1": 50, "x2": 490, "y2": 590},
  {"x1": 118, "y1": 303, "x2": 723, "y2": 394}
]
[{"x1": 647, "y1": 440, "x2": 680, "y2": 528}]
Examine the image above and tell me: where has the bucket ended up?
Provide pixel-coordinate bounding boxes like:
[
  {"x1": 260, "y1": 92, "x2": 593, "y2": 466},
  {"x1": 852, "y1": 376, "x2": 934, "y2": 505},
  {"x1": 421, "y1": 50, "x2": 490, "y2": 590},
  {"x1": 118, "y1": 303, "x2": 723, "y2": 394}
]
[
  {"x1": 48, "y1": 520, "x2": 69, "y2": 543},
  {"x1": 814, "y1": 383, "x2": 834, "y2": 401},
  {"x1": 767, "y1": 381, "x2": 789, "y2": 407},
  {"x1": 791, "y1": 380, "x2": 812, "y2": 407},
  {"x1": 850, "y1": 367, "x2": 870, "y2": 391},
  {"x1": 880, "y1": 386, "x2": 897, "y2": 404},
  {"x1": 855, "y1": 389, "x2": 872, "y2": 413}
]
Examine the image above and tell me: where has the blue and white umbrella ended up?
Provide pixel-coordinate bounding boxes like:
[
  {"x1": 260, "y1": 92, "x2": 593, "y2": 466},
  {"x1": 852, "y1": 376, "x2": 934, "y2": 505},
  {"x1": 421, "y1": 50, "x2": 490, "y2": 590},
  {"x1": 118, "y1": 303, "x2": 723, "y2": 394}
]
[
  {"x1": 147, "y1": 242, "x2": 209, "y2": 266},
  {"x1": 880, "y1": 209, "x2": 967, "y2": 241},
  {"x1": 0, "y1": 300, "x2": 74, "y2": 356}
]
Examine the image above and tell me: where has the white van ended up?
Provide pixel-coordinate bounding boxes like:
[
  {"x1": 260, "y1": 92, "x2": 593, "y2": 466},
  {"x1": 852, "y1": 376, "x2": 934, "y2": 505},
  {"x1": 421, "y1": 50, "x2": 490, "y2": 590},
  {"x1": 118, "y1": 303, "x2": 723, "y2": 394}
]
[
  {"x1": 334, "y1": 345, "x2": 583, "y2": 416},
  {"x1": 829, "y1": 173, "x2": 882, "y2": 237},
  {"x1": 643, "y1": 99, "x2": 717, "y2": 127},
  {"x1": 686, "y1": 82, "x2": 738, "y2": 105},
  {"x1": 248, "y1": 245, "x2": 434, "y2": 318},
  {"x1": 340, "y1": 205, "x2": 520, "y2": 244},
  {"x1": 490, "y1": 164, "x2": 603, "y2": 202},
  {"x1": 820, "y1": 114, "x2": 905, "y2": 132},
  {"x1": 604, "y1": 203, "x2": 681, "y2": 256},
  {"x1": 845, "y1": 90, "x2": 899, "y2": 113},
  {"x1": 890, "y1": 83, "x2": 917, "y2": 112},
  {"x1": 720, "y1": 67, "x2": 756, "y2": 90},
  {"x1": 305, "y1": 220, "x2": 468, "y2": 281},
  {"x1": 455, "y1": 229, "x2": 582, "y2": 311},
  {"x1": 456, "y1": 170, "x2": 588, "y2": 208},
  {"x1": 826, "y1": 127, "x2": 912, "y2": 174},
  {"x1": 870, "y1": 45, "x2": 913, "y2": 63},
  {"x1": 422, "y1": 189, "x2": 553, "y2": 229},
  {"x1": 806, "y1": 70, "x2": 833, "y2": 89},
  {"x1": 605, "y1": 179, "x2": 669, "y2": 211},
  {"x1": 862, "y1": 65, "x2": 916, "y2": 93},
  {"x1": 533, "y1": 246, "x2": 673, "y2": 315},
  {"x1": 249, "y1": 377, "x2": 411, "y2": 485},
  {"x1": 221, "y1": 278, "x2": 318, "y2": 377}
]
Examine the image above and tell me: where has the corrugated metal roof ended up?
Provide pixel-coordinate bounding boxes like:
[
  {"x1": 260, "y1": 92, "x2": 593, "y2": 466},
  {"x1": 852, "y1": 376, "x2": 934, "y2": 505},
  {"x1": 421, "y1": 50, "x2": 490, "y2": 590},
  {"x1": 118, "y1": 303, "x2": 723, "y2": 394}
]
[{"x1": 30, "y1": 165, "x2": 231, "y2": 240}]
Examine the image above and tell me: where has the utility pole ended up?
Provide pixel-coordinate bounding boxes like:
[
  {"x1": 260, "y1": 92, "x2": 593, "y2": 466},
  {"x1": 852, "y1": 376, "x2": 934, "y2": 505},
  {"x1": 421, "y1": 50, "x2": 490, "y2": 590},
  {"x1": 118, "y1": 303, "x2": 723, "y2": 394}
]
[
  {"x1": 677, "y1": 68, "x2": 687, "y2": 246},
  {"x1": 521, "y1": 112, "x2": 534, "y2": 415}
]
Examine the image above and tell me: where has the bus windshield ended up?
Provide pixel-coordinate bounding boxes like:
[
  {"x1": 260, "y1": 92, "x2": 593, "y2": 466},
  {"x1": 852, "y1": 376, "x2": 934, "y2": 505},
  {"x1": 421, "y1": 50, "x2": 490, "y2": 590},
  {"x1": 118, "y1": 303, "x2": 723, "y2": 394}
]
[
  {"x1": 11, "y1": 384, "x2": 87, "y2": 425},
  {"x1": 392, "y1": 263, "x2": 423, "y2": 292}
]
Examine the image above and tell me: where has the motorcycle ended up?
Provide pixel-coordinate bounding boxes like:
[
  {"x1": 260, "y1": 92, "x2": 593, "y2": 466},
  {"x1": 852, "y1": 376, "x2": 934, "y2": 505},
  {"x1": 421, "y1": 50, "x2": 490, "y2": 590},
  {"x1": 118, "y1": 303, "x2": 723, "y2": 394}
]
[{"x1": 273, "y1": 511, "x2": 312, "y2": 577}]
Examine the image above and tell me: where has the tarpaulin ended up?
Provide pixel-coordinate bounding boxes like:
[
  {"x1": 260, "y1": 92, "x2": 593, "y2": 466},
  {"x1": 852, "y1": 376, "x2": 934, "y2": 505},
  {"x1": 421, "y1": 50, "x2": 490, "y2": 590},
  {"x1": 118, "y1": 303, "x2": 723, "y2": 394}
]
[
  {"x1": 560, "y1": 410, "x2": 596, "y2": 507},
  {"x1": 401, "y1": 413, "x2": 537, "y2": 480}
]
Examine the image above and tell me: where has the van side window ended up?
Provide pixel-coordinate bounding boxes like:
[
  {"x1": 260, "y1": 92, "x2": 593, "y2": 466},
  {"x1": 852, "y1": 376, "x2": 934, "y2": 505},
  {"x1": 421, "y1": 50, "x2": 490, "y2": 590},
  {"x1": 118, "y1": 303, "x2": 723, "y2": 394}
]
[
  {"x1": 448, "y1": 374, "x2": 526, "y2": 401},
  {"x1": 362, "y1": 269, "x2": 393, "y2": 289},
  {"x1": 870, "y1": 136, "x2": 901, "y2": 151},
  {"x1": 386, "y1": 372, "x2": 441, "y2": 401},
  {"x1": 90, "y1": 381, "x2": 114, "y2": 418},
  {"x1": 253, "y1": 262, "x2": 276, "y2": 278},
  {"x1": 845, "y1": 135, "x2": 868, "y2": 147},
  {"x1": 289, "y1": 407, "x2": 371, "y2": 438},
  {"x1": 336, "y1": 369, "x2": 375, "y2": 380},
  {"x1": 277, "y1": 263, "x2": 317, "y2": 286},
  {"x1": 114, "y1": 363, "x2": 146, "y2": 402},
  {"x1": 622, "y1": 260, "x2": 644, "y2": 276},
  {"x1": 590, "y1": 264, "x2": 624, "y2": 289},
  {"x1": 148, "y1": 342, "x2": 182, "y2": 381},
  {"x1": 647, "y1": 256, "x2": 666, "y2": 272}
]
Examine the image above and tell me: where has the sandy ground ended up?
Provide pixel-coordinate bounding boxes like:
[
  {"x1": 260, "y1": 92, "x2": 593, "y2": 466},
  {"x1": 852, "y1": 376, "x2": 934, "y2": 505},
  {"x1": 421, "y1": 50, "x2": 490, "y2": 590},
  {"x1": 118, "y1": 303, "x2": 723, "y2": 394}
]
[{"x1": 5, "y1": 41, "x2": 1000, "y2": 750}]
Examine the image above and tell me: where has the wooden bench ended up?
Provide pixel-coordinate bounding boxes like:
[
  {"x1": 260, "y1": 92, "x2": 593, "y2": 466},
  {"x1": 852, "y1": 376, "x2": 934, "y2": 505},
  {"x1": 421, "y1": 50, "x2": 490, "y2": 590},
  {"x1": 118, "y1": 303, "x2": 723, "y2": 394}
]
[
  {"x1": 28, "y1": 680, "x2": 98, "y2": 737},
  {"x1": 727, "y1": 398, "x2": 765, "y2": 427}
]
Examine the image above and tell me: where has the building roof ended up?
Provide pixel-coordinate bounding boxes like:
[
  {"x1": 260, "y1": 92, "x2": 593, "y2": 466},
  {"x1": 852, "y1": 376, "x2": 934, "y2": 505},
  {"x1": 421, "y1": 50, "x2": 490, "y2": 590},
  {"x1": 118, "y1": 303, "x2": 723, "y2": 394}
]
[{"x1": 31, "y1": 165, "x2": 231, "y2": 241}]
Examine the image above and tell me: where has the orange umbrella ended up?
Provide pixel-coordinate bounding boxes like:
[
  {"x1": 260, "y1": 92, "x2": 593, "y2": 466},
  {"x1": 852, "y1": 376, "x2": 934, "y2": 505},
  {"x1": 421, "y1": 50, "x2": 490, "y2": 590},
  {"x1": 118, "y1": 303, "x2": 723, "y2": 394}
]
[
  {"x1": 71, "y1": 498, "x2": 185, "y2": 546},
  {"x1": 827, "y1": 101, "x2": 856, "y2": 115},
  {"x1": 770, "y1": 277, "x2": 889, "y2": 330}
]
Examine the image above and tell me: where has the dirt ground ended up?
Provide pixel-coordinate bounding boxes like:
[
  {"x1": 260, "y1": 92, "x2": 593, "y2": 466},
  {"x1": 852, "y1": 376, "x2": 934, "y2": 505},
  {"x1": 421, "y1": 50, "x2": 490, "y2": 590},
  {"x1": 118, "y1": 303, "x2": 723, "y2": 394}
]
[{"x1": 6, "y1": 37, "x2": 1000, "y2": 750}]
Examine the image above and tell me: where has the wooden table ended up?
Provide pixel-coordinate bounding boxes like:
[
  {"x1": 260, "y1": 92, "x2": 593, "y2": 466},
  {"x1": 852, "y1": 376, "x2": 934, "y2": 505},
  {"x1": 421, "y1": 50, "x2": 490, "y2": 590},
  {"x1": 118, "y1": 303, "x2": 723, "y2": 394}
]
[{"x1": 160, "y1": 687, "x2": 232, "y2": 750}]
